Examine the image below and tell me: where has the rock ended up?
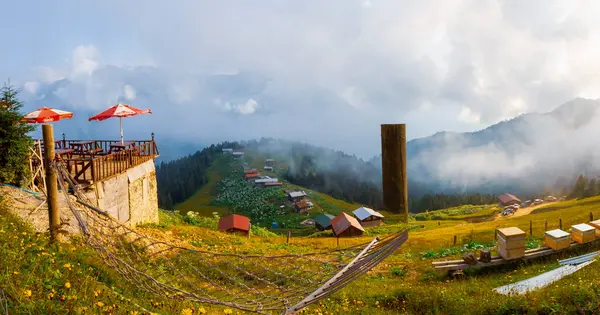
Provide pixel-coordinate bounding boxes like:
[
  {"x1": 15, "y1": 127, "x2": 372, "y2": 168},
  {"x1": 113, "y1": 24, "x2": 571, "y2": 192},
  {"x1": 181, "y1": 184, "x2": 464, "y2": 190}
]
[{"x1": 463, "y1": 252, "x2": 478, "y2": 265}]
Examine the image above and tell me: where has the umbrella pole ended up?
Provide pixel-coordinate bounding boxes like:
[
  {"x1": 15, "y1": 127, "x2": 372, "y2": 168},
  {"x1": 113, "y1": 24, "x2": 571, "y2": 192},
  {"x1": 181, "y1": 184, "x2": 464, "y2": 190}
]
[{"x1": 120, "y1": 117, "x2": 124, "y2": 145}]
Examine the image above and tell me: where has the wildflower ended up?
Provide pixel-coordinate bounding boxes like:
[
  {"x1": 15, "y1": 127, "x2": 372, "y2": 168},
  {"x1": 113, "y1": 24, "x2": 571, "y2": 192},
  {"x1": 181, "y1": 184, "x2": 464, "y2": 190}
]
[
  {"x1": 97, "y1": 301, "x2": 105, "y2": 308},
  {"x1": 12, "y1": 271, "x2": 19, "y2": 275},
  {"x1": 199, "y1": 308, "x2": 207, "y2": 314},
  {"x1": 48, "y1": 292, "x2": 55, "y2": 299},
  {"x1": 23, "y1": 290, "x2": 32, "y2": 298},
  {"x1": 65, "y1": 282, "x2": 71, "y2": 289},
  {"x1": 181, "y1": 309, "x2": 194, "y2": 315},
  {"x1": 224, "y1": 309, "x2": 233, "y2": 314}
]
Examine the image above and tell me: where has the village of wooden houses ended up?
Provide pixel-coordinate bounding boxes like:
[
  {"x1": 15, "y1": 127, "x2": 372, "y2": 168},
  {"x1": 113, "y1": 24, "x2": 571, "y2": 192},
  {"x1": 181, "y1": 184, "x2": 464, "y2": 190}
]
[{"x1": 216, "y1": 148, "x2": 385, "y2": 238}]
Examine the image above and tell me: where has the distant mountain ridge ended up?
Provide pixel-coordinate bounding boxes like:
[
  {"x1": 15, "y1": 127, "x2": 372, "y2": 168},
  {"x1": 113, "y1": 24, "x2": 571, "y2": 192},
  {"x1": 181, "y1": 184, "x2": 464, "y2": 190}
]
[{"x1": 370, "y1": 98, "x2": 600, "y2": 195}]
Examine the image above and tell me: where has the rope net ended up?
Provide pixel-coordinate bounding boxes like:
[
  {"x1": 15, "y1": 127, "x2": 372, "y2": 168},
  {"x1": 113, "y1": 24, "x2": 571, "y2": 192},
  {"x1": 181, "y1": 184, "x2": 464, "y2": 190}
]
[{"x1": 54, "y1": 162, "x2": 408, "y2": 314}]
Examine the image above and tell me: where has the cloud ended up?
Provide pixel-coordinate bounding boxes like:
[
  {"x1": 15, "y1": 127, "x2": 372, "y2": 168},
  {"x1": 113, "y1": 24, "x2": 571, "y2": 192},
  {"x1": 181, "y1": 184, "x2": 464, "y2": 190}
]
[
  {"x1": 123, "y1": 85, "x2": 136, "y2": 101},
  {"x1": 8, "y1": 0, "x2": 600, "y2": 159},
  {"x1": 23, "y1": 81, "x2": 39, "y2": 94},
  {"x1": 220, "y1": 98, "x2": 259, "y2": 115}
]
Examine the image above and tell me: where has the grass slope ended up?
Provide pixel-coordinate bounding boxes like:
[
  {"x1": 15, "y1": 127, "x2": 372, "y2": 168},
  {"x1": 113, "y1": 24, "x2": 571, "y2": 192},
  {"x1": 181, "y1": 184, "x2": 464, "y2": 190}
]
[{"x1": 5, "y1": 192, "x2": 600, "y2": 313}]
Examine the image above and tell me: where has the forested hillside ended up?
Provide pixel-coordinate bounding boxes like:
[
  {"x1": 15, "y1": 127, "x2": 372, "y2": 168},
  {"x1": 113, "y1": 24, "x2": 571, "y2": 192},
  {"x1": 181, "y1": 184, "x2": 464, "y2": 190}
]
[{"x1": 156, "y1": 138, "x2": 499, "y2": 213}]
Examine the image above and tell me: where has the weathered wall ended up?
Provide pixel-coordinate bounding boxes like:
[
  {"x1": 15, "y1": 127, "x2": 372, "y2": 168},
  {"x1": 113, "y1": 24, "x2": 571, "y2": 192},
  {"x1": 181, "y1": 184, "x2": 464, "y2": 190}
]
[{"x1": 93, "y1": 160, "x2": 158, "y2": 226}]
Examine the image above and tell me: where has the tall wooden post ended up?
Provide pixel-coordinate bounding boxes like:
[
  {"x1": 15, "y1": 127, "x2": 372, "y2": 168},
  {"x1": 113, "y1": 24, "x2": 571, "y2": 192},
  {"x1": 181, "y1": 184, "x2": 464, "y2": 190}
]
[
  {"x1": 42, "y1": 124, "x2": 60, "y2": 243},
  {"x1": 381, "y1": 124, "x2": 408, "y2": 222}
]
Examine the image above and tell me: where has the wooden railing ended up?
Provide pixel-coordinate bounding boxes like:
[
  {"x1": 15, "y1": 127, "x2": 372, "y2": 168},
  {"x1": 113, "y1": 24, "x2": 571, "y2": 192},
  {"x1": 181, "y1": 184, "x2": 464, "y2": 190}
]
[{"x1": 49, "y1": 140, "x2": 160, "y2": 184}]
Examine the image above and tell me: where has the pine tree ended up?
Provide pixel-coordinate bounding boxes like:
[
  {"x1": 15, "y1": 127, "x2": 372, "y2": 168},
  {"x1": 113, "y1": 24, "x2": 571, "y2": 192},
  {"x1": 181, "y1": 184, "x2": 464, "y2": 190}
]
[{"x1": 0, "y1": 81, "x2": 36, "y2": 186}]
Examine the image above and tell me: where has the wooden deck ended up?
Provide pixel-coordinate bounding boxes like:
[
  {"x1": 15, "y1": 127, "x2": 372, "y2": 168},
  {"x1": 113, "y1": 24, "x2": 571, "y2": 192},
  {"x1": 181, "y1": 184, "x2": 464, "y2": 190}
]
[{"x1": 32, "y1": 139, "x2": 159, "y2": 186}]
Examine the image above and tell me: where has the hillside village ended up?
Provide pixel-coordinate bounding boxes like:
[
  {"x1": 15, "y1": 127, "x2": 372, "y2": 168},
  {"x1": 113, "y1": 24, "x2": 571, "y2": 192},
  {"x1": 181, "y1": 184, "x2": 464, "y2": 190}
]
[{"x1": 220, "y1": 147, "x2": 386, "y2": 237}]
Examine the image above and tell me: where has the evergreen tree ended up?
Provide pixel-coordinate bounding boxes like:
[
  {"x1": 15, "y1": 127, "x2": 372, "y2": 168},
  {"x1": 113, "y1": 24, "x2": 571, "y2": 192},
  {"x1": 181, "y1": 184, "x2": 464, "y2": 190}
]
[
  {"x1": 570, "y1": 174, "x2": 588, "y2": 199},
  {"x1": 0, "y1": 82, "x2": 35, "y2": 186}
]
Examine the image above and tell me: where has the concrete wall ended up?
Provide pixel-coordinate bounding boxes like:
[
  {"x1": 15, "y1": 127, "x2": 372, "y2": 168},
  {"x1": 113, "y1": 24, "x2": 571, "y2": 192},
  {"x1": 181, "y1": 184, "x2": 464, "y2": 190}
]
[{"x1": 94, "y1": 160, "x2": 159, "y2": 226}]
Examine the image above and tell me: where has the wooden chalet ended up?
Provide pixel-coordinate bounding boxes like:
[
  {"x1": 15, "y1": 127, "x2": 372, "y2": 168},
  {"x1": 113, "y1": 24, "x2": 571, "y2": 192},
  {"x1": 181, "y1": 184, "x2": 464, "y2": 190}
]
[
  {"x1": 287, "y1": 191, "x2": 308, "y2": 202},
  {"x1": 222, "y1": 148, "x2": 233, "y2": 154},
  {"x1": 218, "y1": 214, "x2": 251, "y2": 236},
  {"x1": 232, "y1": 151, "x2": 244, "y2": 158},
  {"x1": 31, "y1": 137, "x2": 159, "y2": 187},
  {"x1": 314, "y1": 213, "x2": 335, "y2": 231},
  {"x1": 352, "y1": 206, "x2": 384, "y2": 227},
  {"x1": 245, "y1": 173, "x2": 260, "y2": 181},
  {"x1": 265, "y1": 159, "x2": 275, "y2": 167},
  {"x1": 498, "y1": 193, "x2": 521, "y2": 206},
  {"x1": 263, "y1": 182, "x2": 283, "y2": 188},
  {"x1": 294, "y1": 200, "x2": 313, "y2": 213},
  {"x1": 331, "y1": 212, "x2": 365, "y2": 237}
]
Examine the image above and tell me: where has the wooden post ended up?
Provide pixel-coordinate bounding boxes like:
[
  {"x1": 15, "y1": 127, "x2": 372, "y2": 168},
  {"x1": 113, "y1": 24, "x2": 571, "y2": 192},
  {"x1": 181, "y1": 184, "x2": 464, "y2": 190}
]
[
  {"x1": 287, "y1": 231, "x2": 291, "y2": 244},
  {"x1": 545, "y1": 220, "x2": 548, "y2": 231},
  {"x1": 590, "y1": 212, "x2": 593, "y2": 222},
  {"x1": 42, "y1": 124, "x2": 60, "y2": 243},
  {"x1": 529, "y1": 220, "x2": 533, "y2": 236},
  {"x1": 381, "y1": 124, "x2": 408, "y2": 222},
  {"x1": 336, "y1": 236, "x2": 340, "y2": 248},
  {"x1": 453, "y1": 235, "x2": 457, "y2": 246},
  {"x1": 559, "y1": 218, "x2": 563, "y2": 230},
  {"x1": 248, "y1": 223, "x2": 251, "y2": 238}
]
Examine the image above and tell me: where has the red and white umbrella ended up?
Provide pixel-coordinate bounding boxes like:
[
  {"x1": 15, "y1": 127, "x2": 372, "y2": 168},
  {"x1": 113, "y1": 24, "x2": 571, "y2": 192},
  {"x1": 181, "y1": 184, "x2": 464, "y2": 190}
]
[
  {"x1": 88, "y1": 103, "x2": 152, "y2": 144},
  {"x1": 23, "y1": 107, "x2": 73, "y2": 123}
]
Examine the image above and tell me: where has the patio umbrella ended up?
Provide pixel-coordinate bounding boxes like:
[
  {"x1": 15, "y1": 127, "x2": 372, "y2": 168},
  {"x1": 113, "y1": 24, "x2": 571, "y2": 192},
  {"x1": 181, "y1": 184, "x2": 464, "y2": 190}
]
[
  {"x1": 22, "y1": 107, "x2": 73, "y2": 123},
  {"x1": 88, "y1": 103, "x2": 152, "y2": 144}
]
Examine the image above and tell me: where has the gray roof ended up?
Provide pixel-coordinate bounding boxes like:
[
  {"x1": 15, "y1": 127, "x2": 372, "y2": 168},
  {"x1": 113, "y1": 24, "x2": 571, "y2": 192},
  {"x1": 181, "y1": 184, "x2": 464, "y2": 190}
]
[
  {"x1": 288, "y1": 191, "x2": 307, "y2": 198},
  {"x1": 352, "y1": 206, "x2": 384, "y2": 221}
]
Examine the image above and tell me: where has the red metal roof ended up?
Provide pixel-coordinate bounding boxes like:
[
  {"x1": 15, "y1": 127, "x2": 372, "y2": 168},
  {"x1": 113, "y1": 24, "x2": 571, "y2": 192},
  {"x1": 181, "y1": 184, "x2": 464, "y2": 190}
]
[
  {"x1": 331, "y1": 212, "x2": 365, "y2": 235},
  {"x1": 218, "y1": 214, "x2": 250, "y2": 232},
  {"x1": 295, "y1": 200, "x2": 311, "y2": 209},
  {"x1": 244, "y1": 169, "x2": 258, "y2": 174},
  {"x1": 245, "y1": 173, "x2": 259, "y2": 178}
]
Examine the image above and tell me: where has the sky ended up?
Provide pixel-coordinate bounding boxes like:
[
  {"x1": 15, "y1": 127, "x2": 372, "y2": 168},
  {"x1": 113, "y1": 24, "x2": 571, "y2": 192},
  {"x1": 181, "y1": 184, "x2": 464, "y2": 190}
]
[{"x1": 3, "y1": 0, "x2": 600, "y2": 158}]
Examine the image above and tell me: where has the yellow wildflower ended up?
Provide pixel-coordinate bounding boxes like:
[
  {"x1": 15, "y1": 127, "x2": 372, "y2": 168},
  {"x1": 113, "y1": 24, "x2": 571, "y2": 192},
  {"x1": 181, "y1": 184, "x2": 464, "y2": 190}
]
[
  {"x1": 12, "y1": 271, "x2": 19, "y2": 275},
  {"x1": 23, "y1": 290, "x2": 32, "y2": 298},
  {"x1": 65, "y1": 282, "x2": 71, "y2": 289},
  {"x1": 224, "y1": 309, "x2": 233, "y2": 314},
  {"x1": 199, "y1": 308, "x2": 207, "y2": 314},
  {"x1": 181, "y1": 309, "x2": 193, "y2": 315},
  {"x1": 97, "y1": 301, "x2": 105, "y2": 308}
]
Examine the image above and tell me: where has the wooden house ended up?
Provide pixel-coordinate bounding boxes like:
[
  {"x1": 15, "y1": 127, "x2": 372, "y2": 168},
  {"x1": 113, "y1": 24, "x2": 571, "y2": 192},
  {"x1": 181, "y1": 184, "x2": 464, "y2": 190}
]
[
  {"x1": 253, "y1": 176, "x2": 278, "y2": 185},
  {"x1": 222, "y1": 148, "x2": 233, "y2": 154},
  {"x1": 265, "y1": 159, "x2": 275, "y2": 167},
  {"x1": 232, "y1": 151, "x2": 244, "y2": 158},
  {"x1": 314, "y1": 213, "x2": 335, "y2": 231},
  {"x1": 263, "y1": 182, "x2": 283, "y2": 188},
  {"x1": 264, "y1": 166, "x2": 274, "y2": 171},
  {"x1": 245, "y1": 173, "x2": 259, "y2": 181},
  {"x1": 352, "y1": 206, "x2": 384, "y2": 227},
  {"x1": 294, "y1": 200, "x2": 313, "y2": 213},
  {"x1": 218, "y1": 214, "x2": 251, "y2": 236},
  {"x1": 497, "y1": 193, "x2": 521, "y2": 207},
  {"x1": 331, "y1": 212, "x2": 365, "y2": 237},
  {"x1": 288, "y1": 191, "x2": 308, "y2": 202}
]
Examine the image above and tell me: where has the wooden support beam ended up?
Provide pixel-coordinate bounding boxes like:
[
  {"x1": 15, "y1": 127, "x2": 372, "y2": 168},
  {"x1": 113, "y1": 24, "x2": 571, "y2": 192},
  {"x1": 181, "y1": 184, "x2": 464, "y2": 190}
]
[
  {"x1": 381, "y1": 124, "x2": 408, "y2": 222},
  {"x1": 42, "y1": 124, "x2": 60, "y2": 243}
]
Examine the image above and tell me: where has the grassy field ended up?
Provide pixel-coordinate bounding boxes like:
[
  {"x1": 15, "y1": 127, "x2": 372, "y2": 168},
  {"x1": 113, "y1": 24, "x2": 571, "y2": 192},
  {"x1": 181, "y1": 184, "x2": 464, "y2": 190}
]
[{"x1": 6, "y1": 191, "x2": 600, "y2": 313}]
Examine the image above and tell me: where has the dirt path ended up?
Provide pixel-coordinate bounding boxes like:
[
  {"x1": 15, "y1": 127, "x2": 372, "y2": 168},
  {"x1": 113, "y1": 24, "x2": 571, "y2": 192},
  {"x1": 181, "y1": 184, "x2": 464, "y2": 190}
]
[{"x1": 492, "y1": 203, "x2": 553, "y2": 221}]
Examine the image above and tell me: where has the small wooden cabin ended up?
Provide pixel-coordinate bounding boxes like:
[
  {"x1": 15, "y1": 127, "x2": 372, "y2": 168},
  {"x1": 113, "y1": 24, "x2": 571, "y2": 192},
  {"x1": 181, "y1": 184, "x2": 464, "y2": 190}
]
[
  {"x1": 288, "y1": 191, "x2": 308, "y2": 202},
  {"x1": 294, "y1": 200, "x2": 313, "y2": 213},
  {"x1": 314, "y1": 213, "x2": 335, "y2": 231},
  {"x1": 352, "y1": 206, "x2": 384, "y2": 227},
  {"x1": 331, "y1": 212, "x2": 365, "y2": 237},
  {"x1": 265, "y1": 159, "x2": 275, "y2": 167},
  {"x1": 218, "y1": 214, "x2": 251, "y2": 236},
  {"x1": 497, "y1": 193, "x2": 522, "y2": 207}
]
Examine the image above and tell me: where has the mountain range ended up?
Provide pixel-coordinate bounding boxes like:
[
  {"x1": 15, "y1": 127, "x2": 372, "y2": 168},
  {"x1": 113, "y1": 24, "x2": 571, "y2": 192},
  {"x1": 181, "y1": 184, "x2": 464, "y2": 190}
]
[{"x1": 370, "y1": 97, "x2": 600, "y2": 195}]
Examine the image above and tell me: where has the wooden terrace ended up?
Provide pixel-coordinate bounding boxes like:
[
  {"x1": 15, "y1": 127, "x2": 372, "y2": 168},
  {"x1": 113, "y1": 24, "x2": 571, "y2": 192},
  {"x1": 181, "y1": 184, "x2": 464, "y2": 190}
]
[{"x1": 32, "y1": 138, "x2": 159, "y2": 186}]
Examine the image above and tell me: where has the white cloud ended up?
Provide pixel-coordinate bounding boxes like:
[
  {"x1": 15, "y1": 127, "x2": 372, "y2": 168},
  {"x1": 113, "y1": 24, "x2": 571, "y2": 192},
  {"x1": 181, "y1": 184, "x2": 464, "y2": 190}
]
[
  {"x1": 123, "y1": 85, "x2": 136, "y2": 101},
  {"x1": 69, "y1": 45, "x2": 99, "y2": 78},
  {"x1": 23, "y1": 81, "x2": 39, "y2": 94},
  {"x1": 457, "y1": 106, "x2": 481, "y2": 124},
  {"x1": 220, "y1": 98, "x2": 259, "y2": 115}
]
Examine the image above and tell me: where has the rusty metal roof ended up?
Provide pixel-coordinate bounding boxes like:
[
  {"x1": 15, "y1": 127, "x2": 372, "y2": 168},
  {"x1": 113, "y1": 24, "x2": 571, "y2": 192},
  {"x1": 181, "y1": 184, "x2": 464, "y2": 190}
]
[
  {"x1": 331, "y1": 212, "x2": 365, "y2": 235},
  {"x1": 498, "y1": 193, "x2": 521, "y2": 204},
  {"x1": 218, "y1": 214, "x2": 250, "y2": 232}
]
